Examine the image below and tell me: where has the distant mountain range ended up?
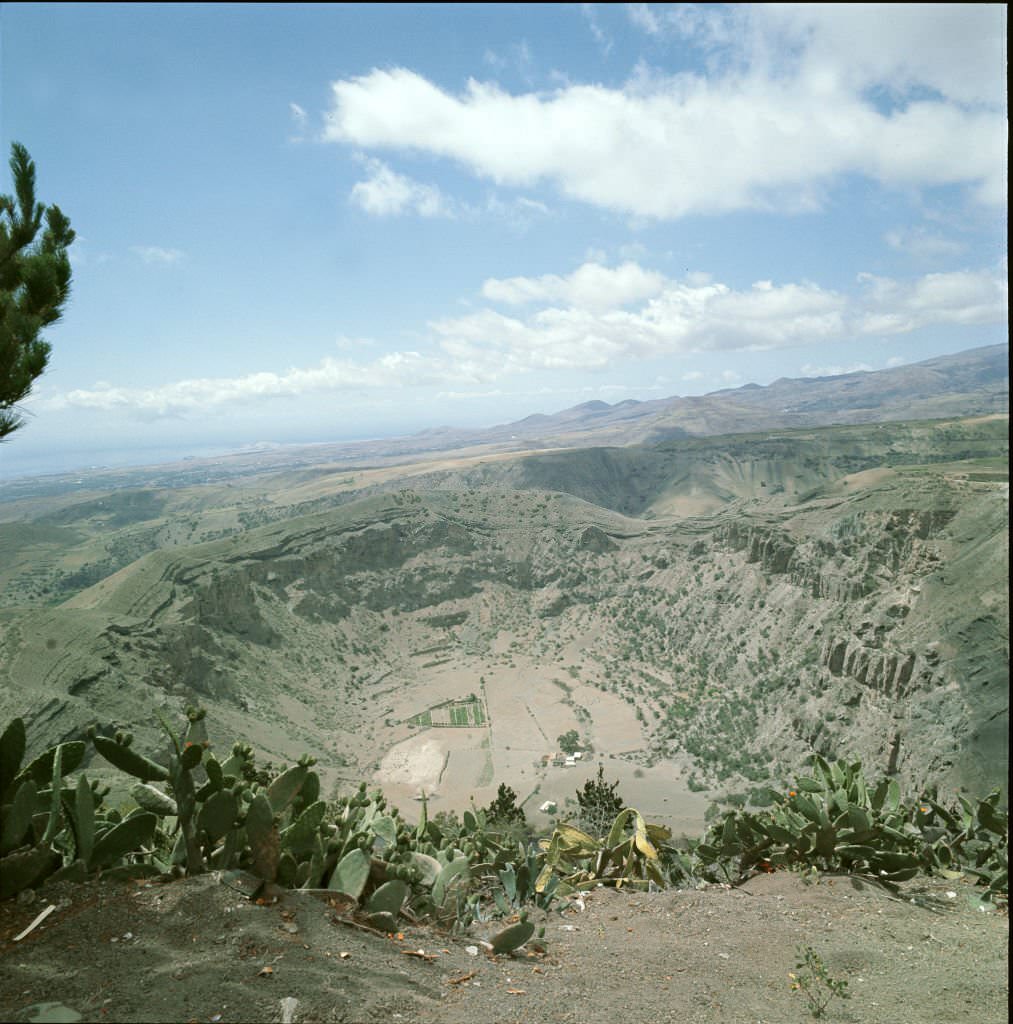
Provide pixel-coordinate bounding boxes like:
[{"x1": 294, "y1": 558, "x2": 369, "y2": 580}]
[
  {"x1": 287, "y1": 344, "x2": 1007, "y2": 468},
  {"x1": 421, "y1": 343, "x2": 1009, "y2": 452},
  {"x1": 3, "y1": 345, "x2": 1005, "y2": 496},
  {"x1": 1, "y1": 347, "x2": 1006, "y2": 804}
]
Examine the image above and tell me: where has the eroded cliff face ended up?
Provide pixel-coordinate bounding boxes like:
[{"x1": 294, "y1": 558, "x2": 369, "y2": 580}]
[
  {"x1": 702, "y1": 487, "x2": 1006, "y2": 793},
  {"x1": 2, "y1": 467, "x2": 1006, "y2": 801}
]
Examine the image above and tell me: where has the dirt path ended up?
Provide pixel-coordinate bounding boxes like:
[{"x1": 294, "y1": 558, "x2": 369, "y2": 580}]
[{"x1": 0, "y1": 872, "x2": 1005, "y2": 1024}]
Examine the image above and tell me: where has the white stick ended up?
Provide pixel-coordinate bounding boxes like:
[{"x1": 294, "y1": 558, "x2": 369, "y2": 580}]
[{"x1": 13, "y1": 903, "x2": 56, "y2": 942}]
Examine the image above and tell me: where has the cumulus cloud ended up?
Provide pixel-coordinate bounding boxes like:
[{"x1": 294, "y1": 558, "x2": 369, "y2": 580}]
[
  {"x1": 42, "y1": 260, "x2": 1006, "y2": 420},
  {"x1": 629, "y1": 3, "x2": 1006, "y2": 107},
  {"x1": 41, "y1": 352, "x2": 437, "y2": 419},
  {"x1": 350, "y1": 158, "x2": 452, "y2": 217},
  {"x1": 855, "y1": 266, "x2": 1009, "y2": 335},
  {"x1": 433, "y1": 260, "x2": 1006, "y2": 376},
  {"x1": 748, "y1": 4, "x2": 1006, "y2": 108},
  {"x1": 432, "y1": 271, "x2": 853, "y2": 377},
  {"x1": 321, "y1": 5, "x2": 1005, "y2": 219},
  {"x1": 349, "y1": 157, "x2": 550, "y2": 226},
  {"x1": 481, "y1": 261, "x2": 665, "y2": 311}
]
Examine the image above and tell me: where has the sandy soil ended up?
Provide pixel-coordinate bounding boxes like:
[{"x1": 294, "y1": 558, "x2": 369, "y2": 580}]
[
  {"x1": 371, "y1": 646, "x2": 710, "y2": 837},
  {"x1": 0, "y1": 872, "x2": 1005, "y2": 1024},
  {"x1": 377, "y1": 737, "x2": 447, "y2": 792}
]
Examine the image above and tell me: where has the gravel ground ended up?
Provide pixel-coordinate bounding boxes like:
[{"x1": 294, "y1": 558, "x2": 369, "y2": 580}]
[{"x1": 0, "y1": 871, "x2": 1006, "y2": 1024}]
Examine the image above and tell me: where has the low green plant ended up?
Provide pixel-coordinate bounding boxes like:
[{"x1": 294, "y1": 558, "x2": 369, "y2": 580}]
[
  {"x1": 0, "y1": 717, "x2": 157, "y2": 898},
  {"x1": 696, "y1": 756, "x2": 926, "y2": 890},
  {"x1": 789, "y1": 945, "x2": 851, "y2": 1019},
  {"x1": 490, "y1": 843, "x2": 560, "y2": 916},
  {"x1": 694, "y1": 756, "x2": 1008, "y2": 905},
  {"x1": 535, "y1": 807, "x2": 669, "y2": 894},
  {"x1": 4, "y1": 705, "x2": 1006, "y2": 955},
  {"x1": 489, "y1": 910, "x2": 536, "y2": 954},
  {"x1": 917, "y1": 788, "x2": 1008, "y2": 905}
]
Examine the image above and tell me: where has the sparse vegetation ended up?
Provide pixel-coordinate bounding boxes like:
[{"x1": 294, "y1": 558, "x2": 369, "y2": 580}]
[
  {"x1": 11, "y1": 709, "x2": 1003, "y2": 920},
  {"x1": 789, "y1": 946, "x2": 852, "y2": 1019}
]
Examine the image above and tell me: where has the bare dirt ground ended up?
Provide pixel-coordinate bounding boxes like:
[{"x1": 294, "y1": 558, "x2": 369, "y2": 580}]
[{"x1": 0, "y1": 871, "x2": 1005, "y2": 1024}]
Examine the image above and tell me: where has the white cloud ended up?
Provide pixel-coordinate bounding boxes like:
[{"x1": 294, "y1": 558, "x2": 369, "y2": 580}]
[
  {"x1": 884, "y1": 227, "x2": 967, "y2": 261},
  {"x1": 349, "y1": 158, "x2": 549, "y2": 226},
  {"x1": 350, "y1": 158, "x2": 452, "y2": 218},
  {"x1": 289, "y1": 102, "x2": 309, "y2": 141},
  {"x1": 40, "y1": 261, "x2": 1006, "y2": 420},
  {"x1": 434, "y1": 261, "x2": 1006, "y2": 377},
  {"x1": 581, "y1": 4, "x2": 613, "y2": 56},
  {"x1": 482, "y1": 40, "x2": 536, "y2": 84},
  {"x1": 799, "y1": 362, "x2": 874, "y2": 378},
  {"x1": 626, "y1": 4, "x2": 661, "y2": 36},
  {"x1": 479, "y1": 193, "x2": 551, "y2": 232},
  {"x1": 131, "y1": 246, "x2": 184, "y2": 265},
  {"x1": 481, "y1": 261, "x2": 666, "y2": 311},
  {"x1": 67, "y1": 237, "x2": 113, "y2": 269},
  {"x1": 631, "y1": 4, "x2": 1006, "y2": 107},
  {"x1": 855, "y1": 266, "x2": 1008, "y2": 335},
  {"x1": 754, "y1": 4, "x2": 1006, "y2": 108},
  {"x1": 433, "y1": 273, "x2": 853, "y2": 379},
  {"x1": 41, "y1": 352, "x2": 440, "y2": 419},
  {"x1": 321, "y1": 6, "x2": 1005, "y2": 219}
]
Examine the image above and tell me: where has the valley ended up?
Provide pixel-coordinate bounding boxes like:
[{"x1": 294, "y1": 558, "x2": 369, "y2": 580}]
[{"x1": 0, "y1": 403, "x2": 1007, "y2": 836}]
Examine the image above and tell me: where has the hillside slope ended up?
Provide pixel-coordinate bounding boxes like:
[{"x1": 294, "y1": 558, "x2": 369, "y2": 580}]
[{"x1": 1, "y1": 415, "x2": 1006, "y2": 813}]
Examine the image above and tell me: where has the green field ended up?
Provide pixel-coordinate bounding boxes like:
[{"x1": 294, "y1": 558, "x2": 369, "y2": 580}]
[{"x1": 410, "y1": 697, "x2": 487, "y2": 728}]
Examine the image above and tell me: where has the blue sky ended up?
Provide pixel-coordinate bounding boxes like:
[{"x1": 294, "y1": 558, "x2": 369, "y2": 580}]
[{"x1": 1, "y1": 3, "x2": 1007, "y2": 477}]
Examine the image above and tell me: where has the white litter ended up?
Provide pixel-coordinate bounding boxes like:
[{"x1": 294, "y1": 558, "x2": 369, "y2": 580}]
[{"x1": 13, "y1": 904, "x2": 56, "y2": 942}]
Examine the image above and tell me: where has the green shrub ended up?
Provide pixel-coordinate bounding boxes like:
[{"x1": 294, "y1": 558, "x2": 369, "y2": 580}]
[{"x1": 576, "y1": 765, "x2": 625, "y2": 837}]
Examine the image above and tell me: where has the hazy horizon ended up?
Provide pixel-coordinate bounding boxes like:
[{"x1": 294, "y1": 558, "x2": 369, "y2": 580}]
[
  {"x1": 2, "y1": 4, "x2": 1007, "y2": 478},
  {"x1": 1, "y1": 339, "x2": 1005, "y2": 482}
]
